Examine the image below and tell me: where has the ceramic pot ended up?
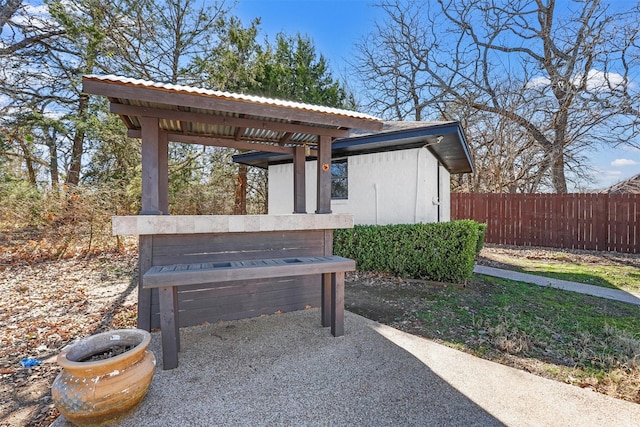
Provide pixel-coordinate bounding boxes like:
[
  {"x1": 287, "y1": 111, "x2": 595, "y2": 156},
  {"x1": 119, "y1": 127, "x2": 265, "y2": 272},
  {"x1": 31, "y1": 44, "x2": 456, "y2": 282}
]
[{"x1": 52, "y1": 329, "x2": 155, "y2": 426}]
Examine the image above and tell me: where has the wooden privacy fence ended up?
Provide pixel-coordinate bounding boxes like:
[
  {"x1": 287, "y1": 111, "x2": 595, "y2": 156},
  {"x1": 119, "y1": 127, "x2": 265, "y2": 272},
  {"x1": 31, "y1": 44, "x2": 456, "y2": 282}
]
[{"x1": 451, "y1": 193, "x2": 640, "y2": 253}]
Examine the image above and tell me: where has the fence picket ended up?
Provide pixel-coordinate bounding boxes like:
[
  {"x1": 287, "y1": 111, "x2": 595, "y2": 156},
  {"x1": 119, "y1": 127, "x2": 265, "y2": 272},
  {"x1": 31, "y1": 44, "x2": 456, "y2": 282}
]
[{"x1": 451, "y1": 193, "x2": 640, "y2": 254}]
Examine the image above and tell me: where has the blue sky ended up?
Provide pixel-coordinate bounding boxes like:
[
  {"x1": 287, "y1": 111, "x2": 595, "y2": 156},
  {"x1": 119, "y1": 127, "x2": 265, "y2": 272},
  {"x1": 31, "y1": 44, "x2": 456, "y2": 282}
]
[
  {"x1": 234, "y1": 0, "x2": 639, "y2": 191},
  {"x1": 235, "y1": 0, "x2": 381, "y2": 75},
  {"x1": 6, "y1": 1, "x2": 638, "y2": 190}
]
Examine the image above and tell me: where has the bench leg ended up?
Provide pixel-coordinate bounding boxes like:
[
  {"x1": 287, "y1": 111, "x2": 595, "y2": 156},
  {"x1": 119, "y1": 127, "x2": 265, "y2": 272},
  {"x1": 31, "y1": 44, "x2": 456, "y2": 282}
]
[
  {"x1": 321, "y1": 272, "x2": 332, "y2": 327},
  {"x1": 331, "y1": 272, "x2": 345, "y2": 337},
  {"x1": 158, "y1": 286, "x2": 180, "y2": 370}
]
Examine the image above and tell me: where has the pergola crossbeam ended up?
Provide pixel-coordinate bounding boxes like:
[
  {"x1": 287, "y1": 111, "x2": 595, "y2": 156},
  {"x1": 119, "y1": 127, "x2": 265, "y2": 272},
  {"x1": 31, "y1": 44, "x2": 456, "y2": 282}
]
[{"x1": 127, "y1": 129, "x2": 296, "y2": 154}]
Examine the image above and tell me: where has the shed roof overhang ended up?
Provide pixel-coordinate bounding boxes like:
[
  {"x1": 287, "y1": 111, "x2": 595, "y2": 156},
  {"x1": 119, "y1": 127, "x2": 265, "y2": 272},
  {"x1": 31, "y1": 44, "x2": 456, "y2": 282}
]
[
  {"x1": 233, "y1": 121, "x2": 474, "y2": 174},
  {"x1": 82, "y1": 75, "x2": 383, "y2": 154}
]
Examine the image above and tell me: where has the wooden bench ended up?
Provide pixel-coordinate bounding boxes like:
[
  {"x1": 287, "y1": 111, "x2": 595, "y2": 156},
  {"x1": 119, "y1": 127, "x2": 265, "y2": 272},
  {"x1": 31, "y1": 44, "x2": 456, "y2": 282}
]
[{"x1": 143, "y1": 255, "x2": 356, "y2": 369}]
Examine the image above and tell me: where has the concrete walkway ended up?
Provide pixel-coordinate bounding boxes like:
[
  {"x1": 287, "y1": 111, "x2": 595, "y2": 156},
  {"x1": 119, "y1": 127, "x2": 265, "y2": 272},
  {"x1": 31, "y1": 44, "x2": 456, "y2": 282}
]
[
  {"x1": 474, "y1": 265, "x2": 640, "y2": 306},
  {"x1": 53, "y1": 309, "x2": 640, "y2": 427}
]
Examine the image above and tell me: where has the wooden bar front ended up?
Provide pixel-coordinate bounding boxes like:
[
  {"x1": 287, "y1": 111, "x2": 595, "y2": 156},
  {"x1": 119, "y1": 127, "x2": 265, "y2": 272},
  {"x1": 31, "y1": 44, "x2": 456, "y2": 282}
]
[{"x1": 113, "y1": 214, "x2": 353, "y2": 330}]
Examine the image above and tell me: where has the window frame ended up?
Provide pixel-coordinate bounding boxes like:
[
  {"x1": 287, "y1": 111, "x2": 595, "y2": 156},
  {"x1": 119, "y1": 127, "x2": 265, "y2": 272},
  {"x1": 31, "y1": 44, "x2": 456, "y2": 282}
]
[{"x1": 330, "y1": 158, "x2": 348, "y2": 200}]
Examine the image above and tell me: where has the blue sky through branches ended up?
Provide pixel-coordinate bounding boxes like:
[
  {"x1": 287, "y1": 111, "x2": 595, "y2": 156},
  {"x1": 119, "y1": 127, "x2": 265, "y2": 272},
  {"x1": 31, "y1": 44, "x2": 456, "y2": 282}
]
[{"x1": 235, "y1": 0, "x2": 639, "y2": 191}]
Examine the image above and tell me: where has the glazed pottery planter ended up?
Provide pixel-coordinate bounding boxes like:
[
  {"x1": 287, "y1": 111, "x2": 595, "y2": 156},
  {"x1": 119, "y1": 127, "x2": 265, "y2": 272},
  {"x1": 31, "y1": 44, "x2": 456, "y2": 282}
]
[{"x1": 52, "y1": 329, "x2": 156, "y2": 426}]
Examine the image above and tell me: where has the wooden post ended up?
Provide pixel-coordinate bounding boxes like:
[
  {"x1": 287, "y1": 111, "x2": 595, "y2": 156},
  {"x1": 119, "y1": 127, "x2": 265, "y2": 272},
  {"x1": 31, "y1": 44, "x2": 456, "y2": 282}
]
[
  {"x1": 316, "y1": 134, "x2": 332, "y2": 214},
  {"x1": 140, "y1": 116, "x2": 161, "y2": 215},
  {"x1": 321, "y1": 229, "x2": 333, "y2": 326},
  {"x1": 158, "y1": 130, "x2": 169, "y2": 214},
  {"x1": 331, "y1": 271, "x2": 345, "y2": 337},
  {"x1": 138, "y1": 116, "x2": 160, "y2": 331},
  {"x1": 293, "y1": 146, "x2": 306, "y2": 213},
  {"x1": 137, "y1": 236, "x2": 153, "y2": 331},
  {"x1": 321, "y1": 273, "x2": 331, "y2": 327},
  {"x1": 158, "y1": 286, "x2": 180, "y2": 369}
]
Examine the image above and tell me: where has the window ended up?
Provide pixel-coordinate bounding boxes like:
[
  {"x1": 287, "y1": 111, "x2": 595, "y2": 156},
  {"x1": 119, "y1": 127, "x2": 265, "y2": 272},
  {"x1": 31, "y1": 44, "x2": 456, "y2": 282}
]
[{"x1": 331, "y1": 159, "x2": 348, "y2": 200}]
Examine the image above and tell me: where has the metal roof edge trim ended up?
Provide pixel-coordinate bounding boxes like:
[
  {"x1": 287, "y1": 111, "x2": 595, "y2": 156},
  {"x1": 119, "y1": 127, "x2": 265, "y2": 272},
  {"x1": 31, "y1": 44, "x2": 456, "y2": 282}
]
[
  {"x1": 333, "y1": 121, "x2": 460, "y2": 149},
  {"x1": 233, "y1": 121, "x2": 475, "y2": 174}
]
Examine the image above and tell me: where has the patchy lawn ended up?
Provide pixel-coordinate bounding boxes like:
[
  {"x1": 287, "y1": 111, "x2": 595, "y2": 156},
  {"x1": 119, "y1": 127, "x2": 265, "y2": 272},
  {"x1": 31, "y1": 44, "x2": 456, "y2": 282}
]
[{"x1": 477, "y1": 244, "x2": 640, "y2": 293}]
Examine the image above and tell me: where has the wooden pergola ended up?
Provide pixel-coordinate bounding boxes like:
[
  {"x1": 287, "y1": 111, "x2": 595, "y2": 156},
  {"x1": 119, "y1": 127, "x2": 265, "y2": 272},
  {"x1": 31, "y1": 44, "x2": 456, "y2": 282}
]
[{"x1": 82, "y1": 75, "x2": 383, "y2": 357}]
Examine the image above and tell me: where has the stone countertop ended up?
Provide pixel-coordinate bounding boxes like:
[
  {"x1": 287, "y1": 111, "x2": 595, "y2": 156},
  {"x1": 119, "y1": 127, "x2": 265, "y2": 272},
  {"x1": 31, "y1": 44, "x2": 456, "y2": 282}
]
[{"x1": 112, "y1": 214, "x2": 354, "y2": 235}]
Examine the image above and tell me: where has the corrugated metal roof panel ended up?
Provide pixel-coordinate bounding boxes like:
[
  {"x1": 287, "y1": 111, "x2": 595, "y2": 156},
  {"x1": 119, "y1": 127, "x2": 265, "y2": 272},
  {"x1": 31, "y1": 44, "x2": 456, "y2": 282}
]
[{"x1": 85, "y1": 74, "x2": 380, "y2": 122}]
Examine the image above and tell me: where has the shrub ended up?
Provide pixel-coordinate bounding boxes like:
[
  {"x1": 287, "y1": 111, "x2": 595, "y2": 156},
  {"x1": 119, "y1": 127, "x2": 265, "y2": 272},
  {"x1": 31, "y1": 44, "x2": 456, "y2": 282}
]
[
  {"x1": 0, "y1": 183, "x2": 138, "y2": 262},
  {"x1": 334, "y1": 220, "x2": 485, "y2": 283}
]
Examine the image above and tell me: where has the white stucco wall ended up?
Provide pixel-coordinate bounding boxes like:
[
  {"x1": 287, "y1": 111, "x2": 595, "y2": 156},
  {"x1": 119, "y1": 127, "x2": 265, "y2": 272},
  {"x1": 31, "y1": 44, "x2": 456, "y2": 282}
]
[{"x1": 268, "y1": 148, "x2": 451, "y2": 225}]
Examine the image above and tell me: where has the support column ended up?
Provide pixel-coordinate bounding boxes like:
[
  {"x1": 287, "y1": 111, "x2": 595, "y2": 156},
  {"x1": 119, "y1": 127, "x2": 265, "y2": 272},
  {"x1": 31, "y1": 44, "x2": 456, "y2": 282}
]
[
  {"x1": 158, "y1": 130, "x2": 169, "y2": 214},
  {"x1": 293, "y1": 146, "x2": 306, "y2": 213},
  {"x1": 316, "y1": 134, "x2": 332, "y2": 214},
  {"x1": 140, "y1": 116, "x2": 161, "y2": 215},
  {"x1": 138, "y1": 116, "x2": 160, "y2": 331}
]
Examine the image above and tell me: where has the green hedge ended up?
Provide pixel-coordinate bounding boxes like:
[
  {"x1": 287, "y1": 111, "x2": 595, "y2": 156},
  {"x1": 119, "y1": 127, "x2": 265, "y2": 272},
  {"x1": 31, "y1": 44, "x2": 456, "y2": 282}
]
[{"x1": 334, "y1": 220, "x2": 486, "y2": 283}]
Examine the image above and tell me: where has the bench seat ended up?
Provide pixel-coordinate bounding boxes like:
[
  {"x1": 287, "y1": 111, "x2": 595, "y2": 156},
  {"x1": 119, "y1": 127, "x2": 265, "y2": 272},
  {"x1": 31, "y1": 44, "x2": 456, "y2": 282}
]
[{"x1": 143, "y1": 255, "x2": 355, "y2": 369}]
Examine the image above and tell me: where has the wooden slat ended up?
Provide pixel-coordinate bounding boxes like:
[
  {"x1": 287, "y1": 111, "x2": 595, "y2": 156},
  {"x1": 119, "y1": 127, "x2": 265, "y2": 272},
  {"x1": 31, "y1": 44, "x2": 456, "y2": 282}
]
[
  {"x1": 170, "y1": 281, "x2": 320, "y2": 313},
  {"x1": 151, "y1": 230, "x2": 325, "y2": 265},
  {"x1": 149, "y1": 276, "x2": 322, "y2": 328},
  {"x1": 143, "y1": 256, "x2": 356, "y2": 288},
  {"x1": 176, "y1": 297, "x2": 322, "y2": 327}
]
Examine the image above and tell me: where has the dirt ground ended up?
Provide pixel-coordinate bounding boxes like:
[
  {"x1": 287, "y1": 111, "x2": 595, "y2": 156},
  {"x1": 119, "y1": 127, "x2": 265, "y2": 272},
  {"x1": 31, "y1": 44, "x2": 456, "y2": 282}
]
[
  {"x1": 0, "y1": 252, "x2": 139, "y2": 427},
  {"x1": 0, "y1": 245, "x2": 637, "y2": 426},
  {"x1": 477, "y1": 243, "x2": 640, "y2": 270}
]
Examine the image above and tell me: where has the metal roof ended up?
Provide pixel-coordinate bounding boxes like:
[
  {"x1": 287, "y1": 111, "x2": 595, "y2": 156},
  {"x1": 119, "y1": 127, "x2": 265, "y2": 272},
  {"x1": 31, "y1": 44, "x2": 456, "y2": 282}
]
[
  {"x1": 233, "y1": 121, "x2": 474, "y2": 174},
  {"x1": 82, "y1": 75, "x2": 382, "y2": 152}
]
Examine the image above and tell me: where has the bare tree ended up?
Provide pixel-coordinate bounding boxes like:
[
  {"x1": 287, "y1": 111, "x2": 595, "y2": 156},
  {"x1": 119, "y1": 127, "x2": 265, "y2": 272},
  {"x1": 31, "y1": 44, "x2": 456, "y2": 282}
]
[
  {"x1": 0, "y1": 1, "x2": 65, "y2": 55},
  {"x1": 0, "y1": 0, "x2": 22, "y2": 33},
  {"x1": 357, "y1": 0, "x2": 640, "y2": 193},
  {"x1": 101, "y1": 0, "x2": 232, "y2": 84}
]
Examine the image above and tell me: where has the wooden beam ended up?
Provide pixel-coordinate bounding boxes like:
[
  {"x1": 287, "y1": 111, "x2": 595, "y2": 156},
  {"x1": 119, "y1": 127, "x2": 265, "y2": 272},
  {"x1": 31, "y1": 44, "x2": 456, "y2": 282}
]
[
  {"x1": 316, "y1": 134, "x2": 332, "y2": 214},
  {"x1": 279, "y1": 132, "x2": 293, "y2": 145},
  {"x1": 128, "y1": 129, "x2": 296, "y2": 154},
  {"x1": 110, "y1": 102, "x2": 351, "y2": 139}
]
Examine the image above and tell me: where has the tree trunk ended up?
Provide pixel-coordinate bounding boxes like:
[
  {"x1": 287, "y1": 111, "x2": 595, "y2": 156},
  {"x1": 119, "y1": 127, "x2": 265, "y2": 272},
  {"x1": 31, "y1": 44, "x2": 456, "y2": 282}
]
[
  {"x1": 233, "y1": 164, "x2": 247, "y2": 215},
  {"x1": 47, "y1": 131, "x2": 59, "y2": 192},
  {"x1": 550, "y1": 152, "x2": 568, "y2": 193},
  {"x1": 66, "y1": 93, "x2": 89, "y2": 186},
  {"x1": 17, "y1": 137, "x2": 37, "y2": 186}
]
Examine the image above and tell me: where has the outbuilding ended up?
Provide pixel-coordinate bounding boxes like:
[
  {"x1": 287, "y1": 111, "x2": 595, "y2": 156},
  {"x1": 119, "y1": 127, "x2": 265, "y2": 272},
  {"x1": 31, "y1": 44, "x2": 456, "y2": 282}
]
[{"x1": 234, "y1": 121, "x2": 474, "y2": 225}]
